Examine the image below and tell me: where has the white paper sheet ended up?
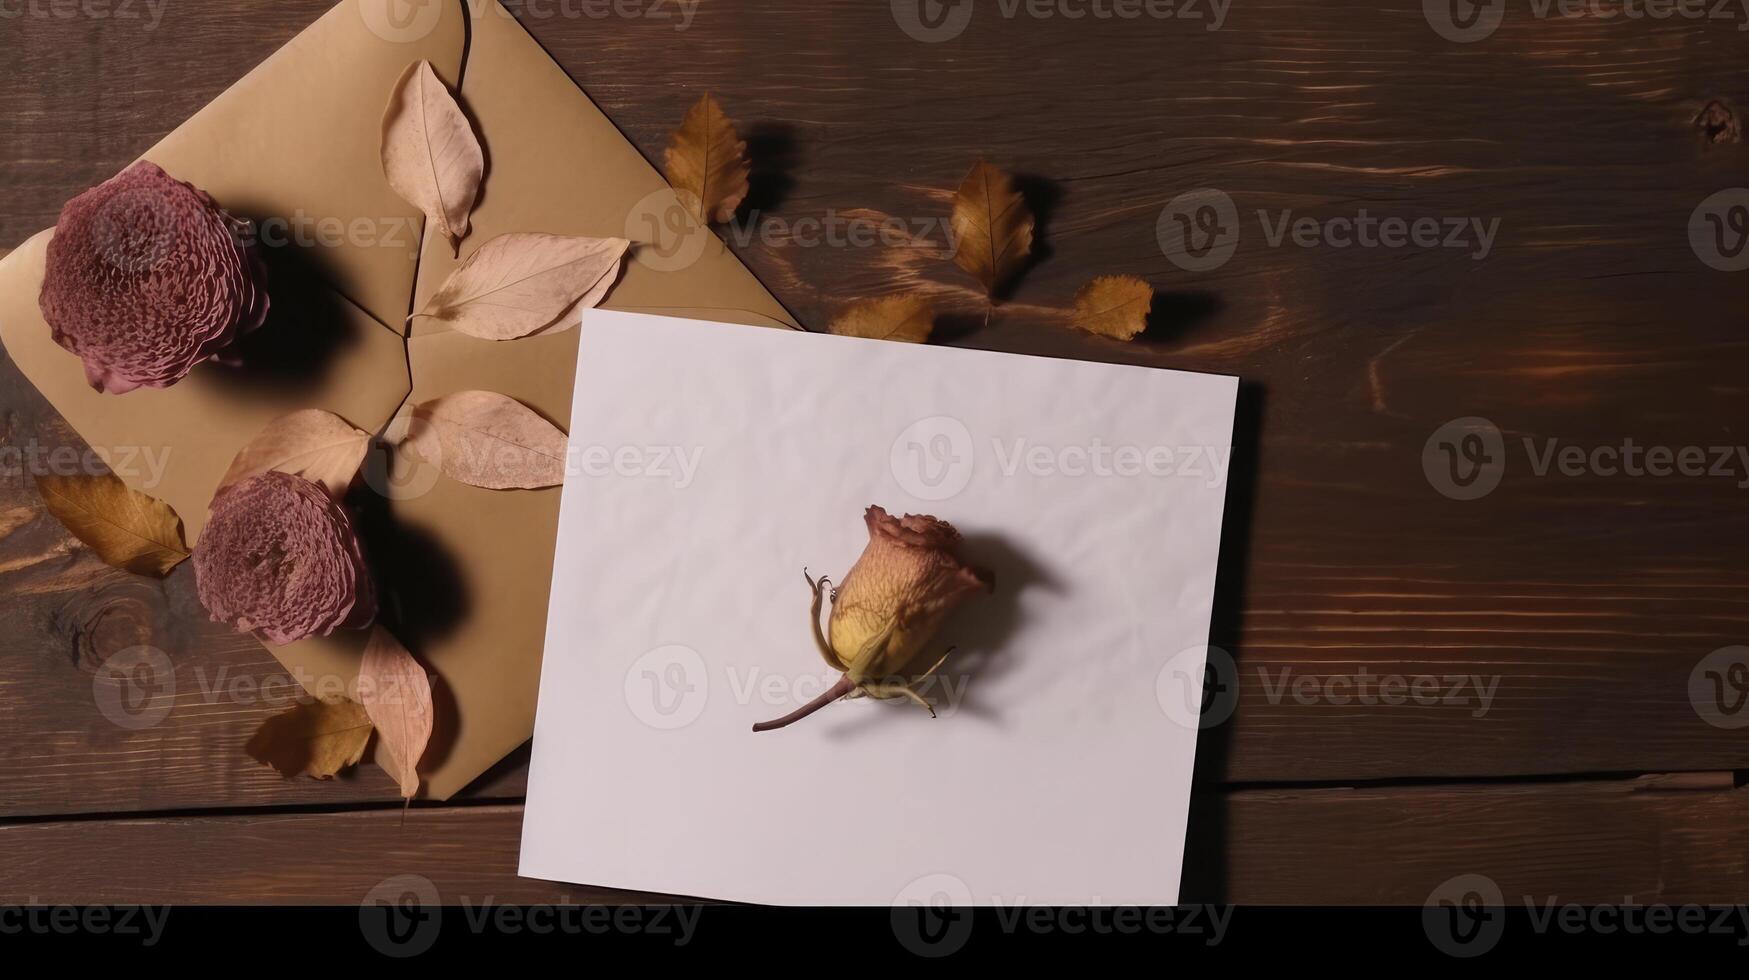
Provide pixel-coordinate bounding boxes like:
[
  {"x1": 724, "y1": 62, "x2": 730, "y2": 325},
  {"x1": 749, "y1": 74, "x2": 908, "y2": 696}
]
[{"x1": 519, "y1": 310, "x2": 1239, "y2": 906}]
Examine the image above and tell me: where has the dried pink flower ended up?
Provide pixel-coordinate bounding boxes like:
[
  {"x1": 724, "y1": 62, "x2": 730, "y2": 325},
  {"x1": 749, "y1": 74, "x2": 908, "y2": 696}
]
[
  {"x1": 39, "y1": 160, "x2": 269, "y2": 393},
  {"x1": 754, "y1": 506, "x2": 993, "y2": 732},
  {"x1": 193, "y1": 472, "x2": 376, "y2": 646}
]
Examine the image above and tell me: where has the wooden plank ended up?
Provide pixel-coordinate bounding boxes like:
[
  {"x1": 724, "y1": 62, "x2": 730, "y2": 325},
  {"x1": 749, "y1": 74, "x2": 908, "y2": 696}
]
[
  {"x1": 3, "y1": 777, "x2": 1746, "y2": 905},
  {"x1": 1, "y1": 0, "x2": 1747, "y2": 820}
]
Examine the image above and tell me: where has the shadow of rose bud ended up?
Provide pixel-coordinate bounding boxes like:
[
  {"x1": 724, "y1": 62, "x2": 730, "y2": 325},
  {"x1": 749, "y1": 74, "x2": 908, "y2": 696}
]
[
  {"x1": 193, "y1": 472, "x2": 376, "y2": 646},
  {"x1": 754, "y1": 505, "x2": 993, "y2": 733},
  {"x1": 39, "y1": 160, "x2": 269, "y2": 394}
]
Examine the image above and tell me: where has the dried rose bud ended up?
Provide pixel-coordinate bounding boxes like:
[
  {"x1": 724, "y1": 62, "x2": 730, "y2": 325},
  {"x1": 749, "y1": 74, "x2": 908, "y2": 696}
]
[
  {"x1": 39, "y1": 160, "x2": 269, "y2": 393},
  {"x1": 754, "y1": 506, "x2": 992, "y2": 732},
  {"x1": 193, "y1": 472, "x2": 376, "y2": 646}
]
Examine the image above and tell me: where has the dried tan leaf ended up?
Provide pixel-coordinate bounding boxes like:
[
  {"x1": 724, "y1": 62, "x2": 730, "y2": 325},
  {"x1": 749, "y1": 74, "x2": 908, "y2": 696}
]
[
  {"x1": 381, "y1": 60, "x2": 484, "y2": 253},
  {"x1": 218, "y1": 409, "x2": 371, "y2": 500},
  {"x1": 407, "y1": 390, "x2": 568, "y2": 490},
  {"x1": 411, "y1": 233, "x2": 629, "y2": 340},
  {"x1": 1071, "y1": 275, "x2": 1154, "y2": 341},
  {"x1": 663, "y1": 92, "x2": 749, "y2": 225},
  {"x1": 950, "y1": 160, "x2": 1035, "y2": 300},
  {"x1": 357, "y1": 626, "x2": 433, "y2": 800},
  {"x1": 245, "y1": 697, "x2": 374, "y2": 780},
  {"x1": 828, "y1": 294, "x2": 936, "y2": 343},
  {"x1": 35, "y1": 472, "x2": 188, "y2": 577}
]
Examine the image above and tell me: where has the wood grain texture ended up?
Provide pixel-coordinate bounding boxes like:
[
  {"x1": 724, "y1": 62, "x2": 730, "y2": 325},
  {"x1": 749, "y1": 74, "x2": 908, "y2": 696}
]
[
  {"x1": 4, "y1": 778, "x2": 1746, "y2": 905},
  {"x1": 0, "y1": 0, "x2": 1745, "y2": 876}
]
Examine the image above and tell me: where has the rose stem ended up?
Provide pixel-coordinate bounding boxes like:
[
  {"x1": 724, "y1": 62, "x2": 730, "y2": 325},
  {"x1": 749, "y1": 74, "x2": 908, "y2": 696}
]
[{"x1": 751, "y1": 674, "x2": 857, "y2": 733}]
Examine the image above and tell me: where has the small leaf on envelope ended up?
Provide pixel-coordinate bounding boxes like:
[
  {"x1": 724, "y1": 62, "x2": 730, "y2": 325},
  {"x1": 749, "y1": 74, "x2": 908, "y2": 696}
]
[
  {"x1": 407, "y1": 390, "x2": 568, "y2": 490},
  {"x1": 663, "y1": 92, "x2": 750, "y2": 225},
  {"x1": 950, "y1": 160, "x2": 1035, "y2": 300},
  {"x1": 1071, "y1": 275, "x2": 1154, "y2": 341},
  {"x1": 35, "y1": 471, "x2": 189, "y2": 577},
  {"x1": 381, "y1": 60, "x2": 484, "y2": 253},
  {"x1": 411, "y1": 233, "x2": 629, "y2": 340},
  {"x1": 357, "y1": 626, "x2": 433, "y2": 800},
  {"x1": 245, "y1": 697, "x2": 374, "y2": 780},
  {"x1": 828, "y1": 294, "x2": 936, "y2": 344},
  {"x1": 218, "y1": 409, "x2": 371, "y2": 500}
]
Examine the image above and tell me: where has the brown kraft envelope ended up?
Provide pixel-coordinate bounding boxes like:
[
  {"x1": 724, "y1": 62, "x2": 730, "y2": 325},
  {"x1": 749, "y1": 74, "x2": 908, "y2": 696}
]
[{"x1": 0, "y1": 0, "x2": 797, "y2": 799}]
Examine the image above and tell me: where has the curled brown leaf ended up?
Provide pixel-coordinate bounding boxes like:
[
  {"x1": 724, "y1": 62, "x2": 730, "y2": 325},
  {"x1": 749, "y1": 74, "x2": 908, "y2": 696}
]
[
  {"x1": 663, "y1": 92, "x2": 750, "y2": 225},
  {"x1": 950, "y1": 160, "x2": 1034, "y2": 301},
  {"x1": 35, "y1": 471, "x2": 189, "y2": 577}
]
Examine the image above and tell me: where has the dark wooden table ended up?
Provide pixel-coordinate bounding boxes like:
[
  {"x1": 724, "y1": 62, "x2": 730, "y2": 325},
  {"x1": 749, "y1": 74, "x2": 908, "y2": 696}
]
[{"x1": 2, "y1": 0, "x2": 1747, "y2": 907}]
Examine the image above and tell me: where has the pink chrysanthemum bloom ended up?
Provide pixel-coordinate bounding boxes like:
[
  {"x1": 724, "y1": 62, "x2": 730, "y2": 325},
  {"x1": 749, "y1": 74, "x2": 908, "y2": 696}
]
[
  {"x1": 193, "y1": 472, "x2": 376, "y2": 646},
  {"x1": 39, "y1": 161, "x2": 269, "y2": 393}
]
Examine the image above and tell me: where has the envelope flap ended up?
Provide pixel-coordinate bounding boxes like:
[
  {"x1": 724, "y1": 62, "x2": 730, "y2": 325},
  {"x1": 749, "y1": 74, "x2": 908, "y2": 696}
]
[
  {"x1": 409, "y1": 0, "x2": 800, "y2": 329},
  {"x1": 141, "y1": 0, "x2": 468, "y2": 329}
]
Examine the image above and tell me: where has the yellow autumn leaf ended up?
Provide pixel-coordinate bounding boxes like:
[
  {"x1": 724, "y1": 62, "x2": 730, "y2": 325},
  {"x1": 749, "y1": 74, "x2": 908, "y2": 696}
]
[
  {"x1": 245, "y1": 697, "x2": 374, "y2": 780},
  {"x1": 1071, "y1": 275, "x2": 1154, "y2": 341},
  {"x1": 34, "y1": 471, "x2": 189, "y2": 577},
  {"x1": 662, "y1": 92, "x2": 749, "y2": 225},
  {"x1": 827, "y1": 294, "x2": 936, "y2": 344},
  {"x1": 950, "y1": 160, "x2": 1034, "y2": 300}
]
